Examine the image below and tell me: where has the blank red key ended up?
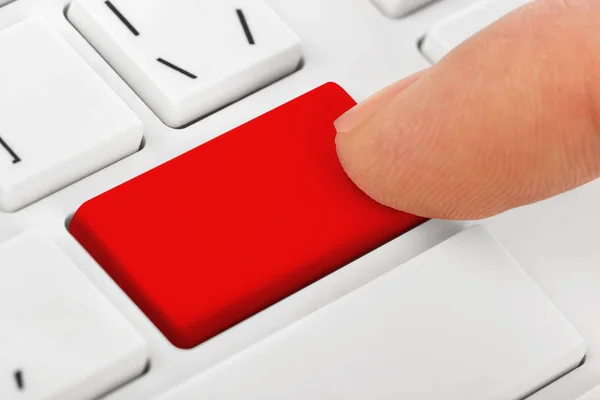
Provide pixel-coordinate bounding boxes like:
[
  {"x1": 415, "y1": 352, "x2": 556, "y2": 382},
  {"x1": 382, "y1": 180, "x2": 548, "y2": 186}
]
[{"x1": 69, "y1": 83, "x2": 426, "y2": 349}]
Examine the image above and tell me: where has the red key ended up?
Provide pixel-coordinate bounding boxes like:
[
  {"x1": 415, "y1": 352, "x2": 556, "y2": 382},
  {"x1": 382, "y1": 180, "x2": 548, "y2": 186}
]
[{"x1": 69, "y1": 83, "x2": 426, "y2": 349}]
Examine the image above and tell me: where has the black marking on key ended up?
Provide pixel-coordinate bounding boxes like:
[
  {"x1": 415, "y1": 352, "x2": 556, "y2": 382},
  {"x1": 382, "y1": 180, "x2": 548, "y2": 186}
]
[
  {"x1": 236, "y1": 9, "x2": 255, "y2": 45},
  {"x1": 0, "y1": 136, "x2": 21, "y2": 164},
  {"x1": 156, "y1": 58, "x2": 197, "y2": 79},
  {"x1": 105, "y1": 1, "x2": 140, "y2": 36},
  {"x1": 14, "y1": 370, "x2": 24, "y2": 391}
]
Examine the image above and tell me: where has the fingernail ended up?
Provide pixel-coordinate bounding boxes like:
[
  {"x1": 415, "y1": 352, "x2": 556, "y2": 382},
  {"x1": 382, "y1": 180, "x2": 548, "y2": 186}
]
[
  {"x1": 334, "y1": 85, "x2": 398, "y2": 134},
  {"x1": 334, "y1": 70, "x2": 426, "y2": 134},
  {"x1": 334, "y1": 102, "x2": 370, "y2": 135}
]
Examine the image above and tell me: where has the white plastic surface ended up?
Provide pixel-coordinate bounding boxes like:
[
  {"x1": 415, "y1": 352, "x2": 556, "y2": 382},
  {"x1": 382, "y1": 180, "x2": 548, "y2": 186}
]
[
  {"x1": 0, "y1": 18, "x2": 143, "y2": 212},
  {"x1": 155, "y1": 226, "x2": 585, "y2": 400},
  {"x1": 0, "y1": 232, "x2": 148, "y2": 400},
  {"x1": 67, "y1": 0, "x2": 303, "y2": 127},
  {"x1": 579, "y1": 387, "x2": 600, "y2": 400},
  {"x1": 421, "y1": 0, "x2": 532, "y2": 62},
  {"x1": 372, "y1": 0, "x2": 437, "y2": 17}
]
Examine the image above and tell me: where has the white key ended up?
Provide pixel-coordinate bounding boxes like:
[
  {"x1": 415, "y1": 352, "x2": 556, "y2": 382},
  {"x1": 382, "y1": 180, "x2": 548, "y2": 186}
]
[
  {"x1": 0, "y1": 0, "x2": 14, "y2": 6},
  {"x1": 579, "y1": 387, "x2": 600, "y2": 400},
  {"x1": 0, "y1": 18, "x2": 143, "y2": 212},
  {"x1": 371, "y1": 0, "x2": 437, "y2": 18},
  {"x1": 421, "y1": 0, "x2": 532, "y2": 62},
  {"x1": 68, "y1": 0, "x2": 302, "y2": 128},
  {"x1": 155, "y1": 226, "x2": 585, "y2": 400},
  {"x1": 0, "y1": 232, "x2": 148, "y2": 400}
]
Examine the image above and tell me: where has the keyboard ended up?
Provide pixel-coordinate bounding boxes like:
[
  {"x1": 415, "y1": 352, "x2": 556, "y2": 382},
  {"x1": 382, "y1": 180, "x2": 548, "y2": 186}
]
[{"x1": 1, "y1": 0, "x2": 599, "y2": 399}]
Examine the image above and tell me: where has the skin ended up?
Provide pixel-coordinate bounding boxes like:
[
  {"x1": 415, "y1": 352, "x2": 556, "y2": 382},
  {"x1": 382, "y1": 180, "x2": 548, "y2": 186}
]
[{"x1": 334, "y1": 0, "x2": 600, "y2": 220}]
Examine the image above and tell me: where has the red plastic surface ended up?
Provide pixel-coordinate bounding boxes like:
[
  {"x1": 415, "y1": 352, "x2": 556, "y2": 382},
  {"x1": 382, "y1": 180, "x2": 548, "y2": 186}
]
[{"x1": 69, "y1": 83, "x2": 426, "y2": 349}]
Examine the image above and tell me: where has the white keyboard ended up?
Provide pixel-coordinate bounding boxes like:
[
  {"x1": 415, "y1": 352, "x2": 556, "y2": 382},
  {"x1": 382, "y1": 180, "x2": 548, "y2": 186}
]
[{"x1": 1, "y1": 0, "x2": 599, "y2": 399}]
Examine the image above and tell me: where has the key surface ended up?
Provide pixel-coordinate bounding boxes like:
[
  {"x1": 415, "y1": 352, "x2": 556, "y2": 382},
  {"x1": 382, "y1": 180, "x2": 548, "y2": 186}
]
[
  {"x1": 68, "y1": 0, "x2": 302, "y2": 127},
  {"x1": 69, "y1": 83, "x2": 426, "y2": 349},
  {"x1": 371, "y1": 0, "x2": 437, "y2": 18},
  {"x1": 0, "y1": 18, "x2": 142, "y2": 212},
  {"x1": 0, "y1": 232, "x2": 148, "y2": 400},
  {"x1": 420, "y1": 0, "x2": 532, "y2": 63},
  {"x1": 154, "y1": 226, "x2": 585, "y2": 400}
]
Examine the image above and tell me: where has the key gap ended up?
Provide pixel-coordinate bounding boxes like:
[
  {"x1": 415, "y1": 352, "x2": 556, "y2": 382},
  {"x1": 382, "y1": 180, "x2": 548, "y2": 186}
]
[
  {"x1": 516, "y1": 355, "x2": 586, "y2": 400},
  {"x1": 416, "y1": 35, "x2": 435, "y2": 64},
  {"x1": 92, "y1": 360, "x2": 151, "y2": 400},
  {"x1": 236, "y1": 9, "x2": 255, "y2": 45},
  {"x1": 156, "y1": 58, "x2": 197, "y2": 79},
  {"x1": 105, "y1": 1, "x2": 140, "y2": 36}
]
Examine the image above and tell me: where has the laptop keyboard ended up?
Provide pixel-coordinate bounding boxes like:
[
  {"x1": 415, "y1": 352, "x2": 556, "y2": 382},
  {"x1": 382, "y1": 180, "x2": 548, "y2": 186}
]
[{"x1": 1, "y1": 0, "x2": 599, "y2": 399}]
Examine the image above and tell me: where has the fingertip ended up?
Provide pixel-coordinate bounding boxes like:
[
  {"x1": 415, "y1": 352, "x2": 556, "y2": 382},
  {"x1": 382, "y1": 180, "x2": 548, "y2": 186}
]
[{"x1": 335, "y1": 70, "x2": 430, "y2": 209}]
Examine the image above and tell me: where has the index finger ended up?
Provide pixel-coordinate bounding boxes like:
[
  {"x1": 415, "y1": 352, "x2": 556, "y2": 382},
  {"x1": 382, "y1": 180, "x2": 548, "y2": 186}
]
[{"x1": 335, "y1": 0, "x2": 600, "y2": 220}]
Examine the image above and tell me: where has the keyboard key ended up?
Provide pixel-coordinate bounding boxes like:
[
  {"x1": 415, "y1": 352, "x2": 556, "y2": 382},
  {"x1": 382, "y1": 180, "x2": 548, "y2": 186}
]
[
  {"x1": 69, "y1": 83, "x2": 426, "y2": 349},
  {"x1": 154, "y1": 226, "x2": 585, "y2": 400},
  {"x1": 0, "y1": 0, "x2": 14, "y2": 6},
  {"x1": 0, "y1": 232, "x2": 148, "y2": 400},
  {"x1": 0, "y1": 18, "x2": 143, "y2": 212},
  {"x1": 68, "y1": 0, "x2": 303, "y2": 127},
  {"x1": 421, "y1": 0, "x2": 532, "y2": 62},
  {"x1": 371, "y1": 0, "x2": 436, "y2": 18}
]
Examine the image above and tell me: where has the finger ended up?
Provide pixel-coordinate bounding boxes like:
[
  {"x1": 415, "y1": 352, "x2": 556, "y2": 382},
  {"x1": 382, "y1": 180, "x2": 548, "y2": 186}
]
[{"x1": 335, "y1": 0, "x2": 600, "y2": 220}]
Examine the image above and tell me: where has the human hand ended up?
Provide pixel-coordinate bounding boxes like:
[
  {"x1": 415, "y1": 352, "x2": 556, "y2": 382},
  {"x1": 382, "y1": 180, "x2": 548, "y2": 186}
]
[{"x1": 335, "y1": 0, "x2": 600, "y2": 220}]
